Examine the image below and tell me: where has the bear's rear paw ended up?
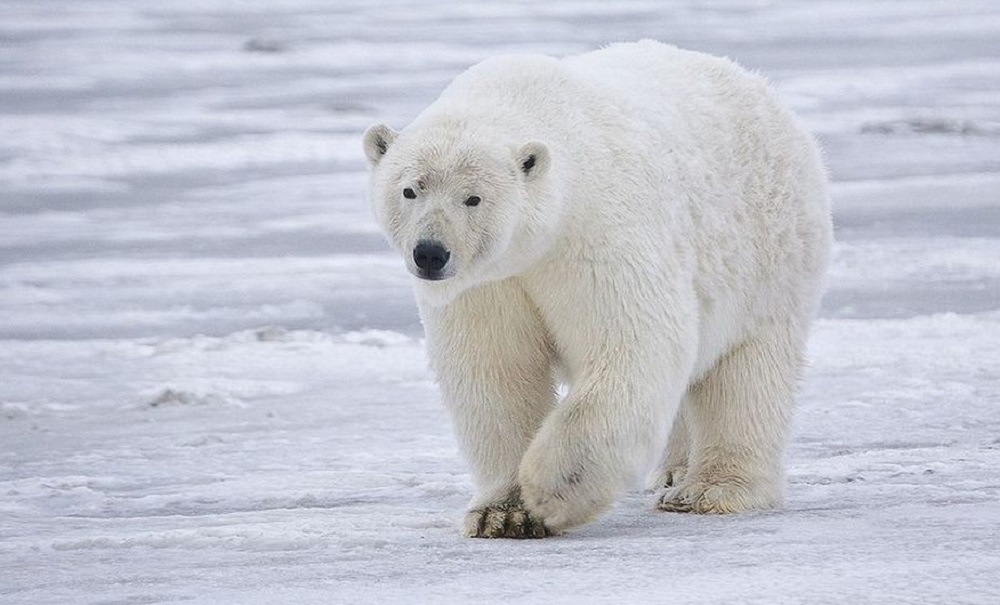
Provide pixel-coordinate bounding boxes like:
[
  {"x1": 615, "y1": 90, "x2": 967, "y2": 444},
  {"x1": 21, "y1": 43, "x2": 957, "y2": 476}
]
[
  {"x1": 656, "y1": 476, "x2": 780, "y2": 514},
  {"x1": 461, "y1": 501, "x2": 551, "y2": 539},
  {"x1": 646, "y1": 464, "x2": 688, "y2": 491}
]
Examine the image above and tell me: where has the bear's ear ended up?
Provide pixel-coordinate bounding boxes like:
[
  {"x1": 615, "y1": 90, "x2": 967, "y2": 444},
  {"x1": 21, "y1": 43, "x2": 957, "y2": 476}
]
[
  {"x1": 362, "y1": 123, "x2": 397, "y2": 166},
  {"x1": 516, "y1": 141, "x2": 550, "y2": 182}
]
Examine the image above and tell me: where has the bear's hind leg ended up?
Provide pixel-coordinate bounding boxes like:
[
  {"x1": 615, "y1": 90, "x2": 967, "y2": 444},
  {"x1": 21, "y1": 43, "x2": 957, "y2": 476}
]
[
  {"x1": 657, "y1": 319, "x2": 803, "y2": 514},
  {"x1": 647, "y1": 396, "x2": 692, "y2": 490}
]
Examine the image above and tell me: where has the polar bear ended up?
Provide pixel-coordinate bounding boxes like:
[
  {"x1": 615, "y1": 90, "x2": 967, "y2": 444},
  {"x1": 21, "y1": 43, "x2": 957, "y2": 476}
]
[{"x1": 362, "y1": 40, "x2": 832, "y2": 538}]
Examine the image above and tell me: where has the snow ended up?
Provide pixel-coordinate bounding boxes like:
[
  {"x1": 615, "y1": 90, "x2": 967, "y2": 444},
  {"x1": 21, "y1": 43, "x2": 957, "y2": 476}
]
[{"x1": 2, "y1": 1, "x2": 998, "y2": 603}]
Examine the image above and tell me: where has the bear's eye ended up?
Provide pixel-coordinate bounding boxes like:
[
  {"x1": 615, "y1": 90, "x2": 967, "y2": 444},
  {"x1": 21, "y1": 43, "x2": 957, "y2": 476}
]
[
  {"x1": 464, "y1": 195, "x2": 481, "y2": 207},
  {"x1": 402, "y1": 187, "x2": 417, "y2": 199}
]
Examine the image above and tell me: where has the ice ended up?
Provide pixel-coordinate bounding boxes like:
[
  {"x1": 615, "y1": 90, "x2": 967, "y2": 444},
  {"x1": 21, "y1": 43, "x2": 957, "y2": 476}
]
[{"x1": 2, "y1": 0, "x2": 999, "y2": 603}]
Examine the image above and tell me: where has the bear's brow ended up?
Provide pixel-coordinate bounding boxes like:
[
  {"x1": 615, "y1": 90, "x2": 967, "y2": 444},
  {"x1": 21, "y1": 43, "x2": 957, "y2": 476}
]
[
  {"x1": 406, "y1": 169, "x2": 437, "y2": 190},
  {"x1": 408, "y1": 164, "x2": 479, "y2": 192}
]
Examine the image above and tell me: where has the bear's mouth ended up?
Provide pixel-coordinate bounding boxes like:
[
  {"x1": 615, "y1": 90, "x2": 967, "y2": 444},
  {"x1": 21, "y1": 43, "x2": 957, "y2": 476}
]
[{"x1": 414, "y1": 268, "x2": 452, "y2": 281}]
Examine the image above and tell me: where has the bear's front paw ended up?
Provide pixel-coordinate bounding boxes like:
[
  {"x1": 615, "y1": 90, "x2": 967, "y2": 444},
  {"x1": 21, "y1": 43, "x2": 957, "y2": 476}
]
[
  {"x1": 518, "y1": 455, "x2": 615, "y2": 534},
  {"x1": 461, "y1": 499, "x2": 551, "y2": 539}
]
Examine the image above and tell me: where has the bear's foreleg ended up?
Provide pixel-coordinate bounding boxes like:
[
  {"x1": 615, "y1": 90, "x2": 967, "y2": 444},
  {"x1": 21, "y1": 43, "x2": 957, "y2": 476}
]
[
  {"x1": 516, "y1": 267, "x2": 699, "y2": 533},
  {"x1": 420, "y1": 280, "x2": 556, "y2": 538},
  {"x1": 517, "y1": 376, "x2": 680, "y2": 533}
]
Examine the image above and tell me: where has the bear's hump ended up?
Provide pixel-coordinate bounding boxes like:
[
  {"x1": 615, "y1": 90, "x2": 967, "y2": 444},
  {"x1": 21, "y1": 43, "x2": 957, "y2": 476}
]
[
  {"x1": 438, "y1": 54, "x2": 569, "y2": 105},
  {"x1": 460, "y1": 53, "x2": 564, "y2": 81}
]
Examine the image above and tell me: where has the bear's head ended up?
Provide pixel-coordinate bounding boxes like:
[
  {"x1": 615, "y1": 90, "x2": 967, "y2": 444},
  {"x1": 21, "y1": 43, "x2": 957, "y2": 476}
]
[{"x1": 363, "y1": 120, "x2": 561, "y2": 305}]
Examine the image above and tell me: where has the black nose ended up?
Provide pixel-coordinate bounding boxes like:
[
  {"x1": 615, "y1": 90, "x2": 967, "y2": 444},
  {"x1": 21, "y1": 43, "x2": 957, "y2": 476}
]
[{"x1": 413, "y1": 240, "x2": 450, "y2": 273}]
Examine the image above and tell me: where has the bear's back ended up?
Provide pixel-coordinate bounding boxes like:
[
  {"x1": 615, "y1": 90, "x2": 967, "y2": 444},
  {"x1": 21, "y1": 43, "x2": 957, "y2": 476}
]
[{"x1": 424, "y1": 41, "x2": 775, "y2": 143}]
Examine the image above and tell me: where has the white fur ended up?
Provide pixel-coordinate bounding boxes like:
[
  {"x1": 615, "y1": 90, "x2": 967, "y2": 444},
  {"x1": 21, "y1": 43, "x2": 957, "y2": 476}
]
[{"x1": 363, "y1": 40, "x2": 832, "y2": 537}]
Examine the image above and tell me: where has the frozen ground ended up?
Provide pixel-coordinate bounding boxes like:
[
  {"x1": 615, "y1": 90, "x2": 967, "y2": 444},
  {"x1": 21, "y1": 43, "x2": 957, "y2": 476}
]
[{"x1": 2, "y1": 1, "x2": 999, "y2": 603}]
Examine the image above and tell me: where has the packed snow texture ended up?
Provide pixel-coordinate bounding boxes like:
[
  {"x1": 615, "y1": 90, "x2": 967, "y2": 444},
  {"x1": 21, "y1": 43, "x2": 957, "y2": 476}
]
[{"x1": 2, "y1": 1, "x2": 999, "y2": 603}]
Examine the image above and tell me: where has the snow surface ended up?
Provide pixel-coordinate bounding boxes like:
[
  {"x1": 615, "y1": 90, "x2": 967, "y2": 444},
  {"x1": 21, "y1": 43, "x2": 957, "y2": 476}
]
[{"x1": 2, "y1": 1, "x2": 999, "y2": 603}]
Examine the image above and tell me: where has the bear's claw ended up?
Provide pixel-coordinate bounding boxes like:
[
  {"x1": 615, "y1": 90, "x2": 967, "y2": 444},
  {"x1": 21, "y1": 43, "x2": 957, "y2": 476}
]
[
  {"x1": 461, "y1": 503, "x2": 551, "y2": 539},
  {"x1": 655, "y1": 489, "x2": 696, "y2": 513}
]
